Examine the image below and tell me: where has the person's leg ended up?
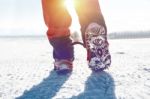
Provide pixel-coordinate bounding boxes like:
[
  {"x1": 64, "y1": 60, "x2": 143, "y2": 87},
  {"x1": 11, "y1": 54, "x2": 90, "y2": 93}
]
[
  {"x1": 74, "y1": 0, "x2": 111, "y2": 71},
  {"x1": 42, "y1": 0, "x2": 74, "y2": 72},
  {"x1": 74, "y1": 0, "x2": 107, "y2": 42}
]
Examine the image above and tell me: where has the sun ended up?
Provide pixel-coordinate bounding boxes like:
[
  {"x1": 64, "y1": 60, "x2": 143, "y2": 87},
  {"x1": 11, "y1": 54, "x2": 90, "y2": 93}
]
[
  {"x1": 64, "y1": 0, "x2": 81, "y2": 41},
  {"x1": 64, "y1": 0, "x2": 74, "y2": 13},
  {"x1": 64, "y1": 0, "x2": 80, "y2": 31}
]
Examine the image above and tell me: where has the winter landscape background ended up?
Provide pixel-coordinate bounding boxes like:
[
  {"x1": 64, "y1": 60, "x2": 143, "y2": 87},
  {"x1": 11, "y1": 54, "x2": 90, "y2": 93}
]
[
  {"x1": 0, "y1": 0, "x2": 150, "y2": 36},
  {"x1": 0, "y1": 0, "x2": 150, "y2": 99},
  {"x1": 0, "y1": 37, "x2": 150, "y2": 99}
]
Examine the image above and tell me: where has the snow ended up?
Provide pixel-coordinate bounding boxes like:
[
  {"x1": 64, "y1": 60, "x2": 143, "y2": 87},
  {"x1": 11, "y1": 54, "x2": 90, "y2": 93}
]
[{"x1": 0, "y1": 37, "x2": 150, "y2": 99}]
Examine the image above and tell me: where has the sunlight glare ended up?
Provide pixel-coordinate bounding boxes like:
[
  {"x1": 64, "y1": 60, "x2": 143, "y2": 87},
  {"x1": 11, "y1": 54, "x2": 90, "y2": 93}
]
[
  {"x1": 65, "y1": 0, "x2": 74, "y2": 13},
  {"x1": 64, "y1": 0, "x2": 81, "y2": 34}
]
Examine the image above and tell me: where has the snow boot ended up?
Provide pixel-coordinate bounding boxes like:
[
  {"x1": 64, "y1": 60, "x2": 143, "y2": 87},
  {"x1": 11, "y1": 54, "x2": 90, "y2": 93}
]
[
  {"x1": 85, "y1": 23, "x2": 111, "y2": 72},
  {"x1": 54, "y1": 59, "x2": 73, "y2": 74}
]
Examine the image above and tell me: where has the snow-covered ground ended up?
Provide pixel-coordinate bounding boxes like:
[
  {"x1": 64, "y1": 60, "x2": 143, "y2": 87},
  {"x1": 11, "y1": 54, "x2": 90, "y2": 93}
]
[{"x1": 0, "y1": 37, "x2": 150, "y2": 99}]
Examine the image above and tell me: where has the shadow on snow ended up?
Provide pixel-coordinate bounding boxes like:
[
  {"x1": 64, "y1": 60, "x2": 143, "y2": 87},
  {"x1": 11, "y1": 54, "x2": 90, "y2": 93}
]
[
  {"x1": 16, "y1": 71, "x2": 116, "y2": 99},
  {"x1": 71, "y1": 71, "x2": 116, "y2": 99},
  {"x1": 16, "y1": 70, "x2": 71, "y2": 99}
]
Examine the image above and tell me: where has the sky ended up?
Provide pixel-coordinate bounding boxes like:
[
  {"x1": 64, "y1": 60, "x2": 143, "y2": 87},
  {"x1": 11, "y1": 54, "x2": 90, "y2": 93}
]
[
  {"x1": 0, "y1": 0, "x2": 150, "y2": 36},
  {"x1": 100, "y1": 0, "x2": 150, "y2": 33}
]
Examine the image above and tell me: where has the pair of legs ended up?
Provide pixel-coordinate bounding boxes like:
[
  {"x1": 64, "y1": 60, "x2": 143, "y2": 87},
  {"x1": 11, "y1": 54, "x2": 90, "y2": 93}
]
[{"x1": 42, "y1": 0, "x2": 109, "y2": 72}]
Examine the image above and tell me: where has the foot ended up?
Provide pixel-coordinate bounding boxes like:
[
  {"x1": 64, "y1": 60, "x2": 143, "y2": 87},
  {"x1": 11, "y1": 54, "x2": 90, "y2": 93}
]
[
  {"x1": 54, "y1": 59, "x2": 73, "y2": 74},
  {"x1": 85, "y1": 23, "x2": 111, "y2": 72}
]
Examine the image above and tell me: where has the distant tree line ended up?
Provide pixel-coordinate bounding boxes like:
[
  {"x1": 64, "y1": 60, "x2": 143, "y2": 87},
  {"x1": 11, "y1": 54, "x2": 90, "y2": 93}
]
[{"x1": 108, "y1": 31, "x2": 150, "y2": 39}]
